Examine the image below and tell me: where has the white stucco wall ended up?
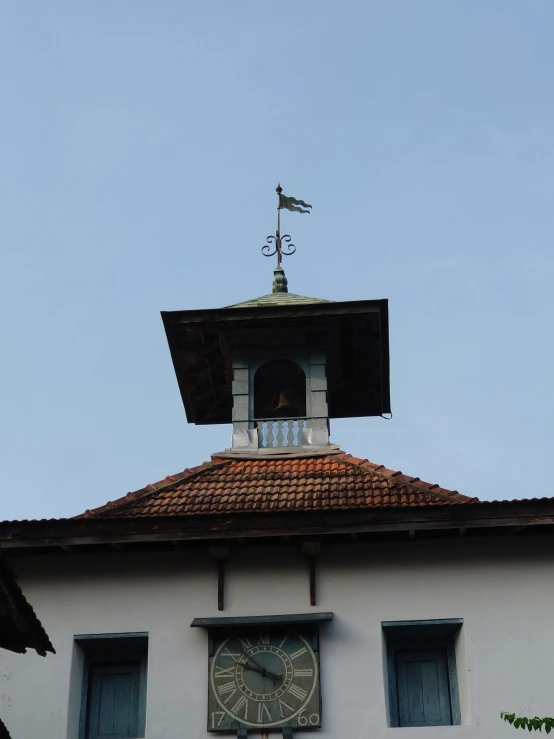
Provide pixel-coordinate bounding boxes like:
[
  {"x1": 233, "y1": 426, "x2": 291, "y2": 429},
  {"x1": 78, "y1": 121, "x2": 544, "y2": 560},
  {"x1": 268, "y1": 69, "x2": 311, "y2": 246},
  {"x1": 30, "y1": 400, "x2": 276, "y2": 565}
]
[{"x1": 1, "y1": 535, "x2": 552, "y2": 739}]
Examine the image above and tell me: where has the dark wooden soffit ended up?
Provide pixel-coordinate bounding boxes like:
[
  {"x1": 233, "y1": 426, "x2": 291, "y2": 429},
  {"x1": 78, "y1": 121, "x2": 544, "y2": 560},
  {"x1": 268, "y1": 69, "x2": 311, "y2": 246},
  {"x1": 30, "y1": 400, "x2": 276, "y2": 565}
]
[
  {"x1": 161, "y1": 298, "x2": 390, "y2": 425},
  {"x1": 0, "y1": 554, "x2": 54, "y2": 655},
  {"x1": 1, "y1": 500, "x2": 554, "y2": 550}
]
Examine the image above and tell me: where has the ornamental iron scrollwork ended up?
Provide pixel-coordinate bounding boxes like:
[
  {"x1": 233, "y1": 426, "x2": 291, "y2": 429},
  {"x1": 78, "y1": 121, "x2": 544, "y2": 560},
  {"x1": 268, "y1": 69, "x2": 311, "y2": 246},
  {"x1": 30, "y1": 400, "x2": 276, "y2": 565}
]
[{"x1": 261, "y1": 233, "x2": 296, "y2": 267}]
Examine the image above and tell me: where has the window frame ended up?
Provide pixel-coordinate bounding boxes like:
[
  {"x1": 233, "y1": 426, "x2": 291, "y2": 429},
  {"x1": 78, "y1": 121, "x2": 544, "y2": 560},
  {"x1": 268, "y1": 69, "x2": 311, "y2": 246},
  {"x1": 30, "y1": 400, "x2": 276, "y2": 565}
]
[
  {"x1": 75, "y1": 632, "x2": 148, "y2": 739},
  {"x1": 382, "y1": 619, "x2": 462, "y2": 728}
]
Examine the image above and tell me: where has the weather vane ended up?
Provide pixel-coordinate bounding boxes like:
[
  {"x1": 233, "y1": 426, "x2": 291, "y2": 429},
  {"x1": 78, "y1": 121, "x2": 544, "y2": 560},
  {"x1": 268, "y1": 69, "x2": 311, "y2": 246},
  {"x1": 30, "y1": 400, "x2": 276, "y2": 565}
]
[{"x1": 261, "y1": 185, "x2": 312, "y2": 285}]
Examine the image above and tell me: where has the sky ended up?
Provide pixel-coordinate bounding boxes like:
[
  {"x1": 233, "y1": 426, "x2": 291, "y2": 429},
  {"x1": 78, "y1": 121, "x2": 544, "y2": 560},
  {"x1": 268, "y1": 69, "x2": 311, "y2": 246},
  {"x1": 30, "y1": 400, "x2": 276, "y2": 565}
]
[{"x1": 1, "y1": 0, "x2": 553, "y2": 520}]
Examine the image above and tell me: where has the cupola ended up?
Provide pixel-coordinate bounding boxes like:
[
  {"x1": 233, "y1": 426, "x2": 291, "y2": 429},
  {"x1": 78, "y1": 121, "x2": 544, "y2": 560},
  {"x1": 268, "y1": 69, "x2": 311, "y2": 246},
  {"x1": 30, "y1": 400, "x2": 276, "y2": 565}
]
[{"x1": 161, "y1": 187, "x2": 391, "y2": 454}]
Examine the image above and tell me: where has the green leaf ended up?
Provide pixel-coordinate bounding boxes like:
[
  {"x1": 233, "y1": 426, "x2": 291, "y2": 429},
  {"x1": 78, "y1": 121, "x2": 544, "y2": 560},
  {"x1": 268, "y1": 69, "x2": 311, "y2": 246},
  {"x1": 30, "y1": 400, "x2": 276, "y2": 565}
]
[{"x1": 501, "y1": 713, "x2": 554, "y2": 732}]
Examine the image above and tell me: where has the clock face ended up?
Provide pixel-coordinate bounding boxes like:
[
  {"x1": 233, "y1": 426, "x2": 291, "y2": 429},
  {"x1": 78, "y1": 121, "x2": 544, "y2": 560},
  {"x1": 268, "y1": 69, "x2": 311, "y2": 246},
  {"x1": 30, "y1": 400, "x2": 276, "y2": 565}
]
[{"x1": 208, "y1": 627, "x2": 321, "y2": 731}]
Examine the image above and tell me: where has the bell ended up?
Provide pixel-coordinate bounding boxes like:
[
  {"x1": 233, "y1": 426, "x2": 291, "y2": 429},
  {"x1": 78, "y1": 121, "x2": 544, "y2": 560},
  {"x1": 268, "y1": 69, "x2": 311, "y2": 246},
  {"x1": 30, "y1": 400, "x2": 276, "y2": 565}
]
[{"x1": 272, "y1": 389, "x2": 303, "y2": 418}]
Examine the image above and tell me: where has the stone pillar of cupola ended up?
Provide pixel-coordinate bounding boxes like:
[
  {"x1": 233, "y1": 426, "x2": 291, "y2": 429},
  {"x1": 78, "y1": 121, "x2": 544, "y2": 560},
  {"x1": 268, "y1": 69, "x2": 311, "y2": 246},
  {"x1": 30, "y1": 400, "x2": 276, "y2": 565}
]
[{"x1": 305, "y1": 352, "x2": 329, "y2": 446}]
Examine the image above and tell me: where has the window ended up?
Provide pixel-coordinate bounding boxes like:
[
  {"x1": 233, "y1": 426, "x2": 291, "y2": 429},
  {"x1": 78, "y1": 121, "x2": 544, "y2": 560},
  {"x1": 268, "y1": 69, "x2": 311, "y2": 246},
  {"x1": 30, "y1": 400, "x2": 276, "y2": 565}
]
[
  {"x1": 76, "y1": 633, "x2": 148, "y2": 739},
  {"x1": 383, "y1": 619, "x2": 462, "y2": 728}
]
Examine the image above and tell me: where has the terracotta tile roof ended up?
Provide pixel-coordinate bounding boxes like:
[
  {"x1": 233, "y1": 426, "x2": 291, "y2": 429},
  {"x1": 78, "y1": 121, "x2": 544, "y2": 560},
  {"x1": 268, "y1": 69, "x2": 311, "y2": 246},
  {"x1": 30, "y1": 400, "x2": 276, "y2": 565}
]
[{"x1": 80, "y1": 453, "x2": 477, "y2": 520}]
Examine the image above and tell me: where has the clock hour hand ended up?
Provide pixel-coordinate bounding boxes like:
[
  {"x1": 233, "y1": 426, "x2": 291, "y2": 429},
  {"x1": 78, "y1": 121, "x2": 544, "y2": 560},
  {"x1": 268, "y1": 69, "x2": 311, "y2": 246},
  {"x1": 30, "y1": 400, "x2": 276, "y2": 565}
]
[
  {"x1": 245, "y1": 654, "x2": 283, "y2": 683},
  {"x1": 240, "y1": 658, "x2": 282, "y2": 684}
]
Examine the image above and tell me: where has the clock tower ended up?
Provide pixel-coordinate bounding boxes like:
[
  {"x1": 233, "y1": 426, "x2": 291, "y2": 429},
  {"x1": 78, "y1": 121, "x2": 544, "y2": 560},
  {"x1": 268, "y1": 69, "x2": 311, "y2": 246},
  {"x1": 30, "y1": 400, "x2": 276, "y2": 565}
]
[{"x1": 159, "y1": 200, "x2": 391, "y2": 734}]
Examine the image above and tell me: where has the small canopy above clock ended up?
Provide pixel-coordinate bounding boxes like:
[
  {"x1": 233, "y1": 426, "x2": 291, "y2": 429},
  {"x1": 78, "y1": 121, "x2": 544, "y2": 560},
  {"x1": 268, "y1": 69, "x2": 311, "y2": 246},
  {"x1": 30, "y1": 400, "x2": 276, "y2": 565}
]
[{"x1": 191, "y1": 612, "x2": 334, "y2": 629}]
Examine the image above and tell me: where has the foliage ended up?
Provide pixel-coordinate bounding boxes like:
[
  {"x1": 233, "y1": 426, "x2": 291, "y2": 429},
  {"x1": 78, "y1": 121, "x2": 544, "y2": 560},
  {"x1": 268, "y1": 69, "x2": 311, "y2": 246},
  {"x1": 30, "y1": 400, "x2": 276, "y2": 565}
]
[{"x1": 502, "y1": 713, "x2": 554, "y2": 733}]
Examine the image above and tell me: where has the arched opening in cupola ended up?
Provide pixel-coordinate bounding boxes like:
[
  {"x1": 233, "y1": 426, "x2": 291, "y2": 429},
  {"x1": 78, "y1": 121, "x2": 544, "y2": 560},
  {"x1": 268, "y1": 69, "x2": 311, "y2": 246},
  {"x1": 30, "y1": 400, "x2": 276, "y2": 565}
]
[{"x1": 254, "y1": 360, "x2": 307, "y2": 419}]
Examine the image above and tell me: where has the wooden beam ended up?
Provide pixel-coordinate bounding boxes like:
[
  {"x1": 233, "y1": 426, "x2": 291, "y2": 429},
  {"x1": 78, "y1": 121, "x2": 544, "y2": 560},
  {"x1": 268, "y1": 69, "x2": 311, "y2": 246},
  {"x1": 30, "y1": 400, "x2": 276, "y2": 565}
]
[
  {"x1": 309, "y1": 558, "x2": 317, "y2": 607},
  {"x1": 302, "y1": 542, "x2": 321, "y2": 607},
  {"x1": 209, "y1": 546, "x2": 229, "y2": 612},
  {"x1": 217, "y1": 561, "x2": 225, "y2": 612}
]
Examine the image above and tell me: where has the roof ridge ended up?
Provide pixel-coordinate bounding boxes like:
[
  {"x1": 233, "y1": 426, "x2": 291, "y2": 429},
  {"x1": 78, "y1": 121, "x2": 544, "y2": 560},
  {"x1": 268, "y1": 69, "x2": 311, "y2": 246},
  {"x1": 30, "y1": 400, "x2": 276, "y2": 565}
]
[
  {"x1": 77, "y1": 459, "x2": 232, "y2": 519},
  {"x1": 333, "y1": 453, "x2": 477, "y2": 503}
]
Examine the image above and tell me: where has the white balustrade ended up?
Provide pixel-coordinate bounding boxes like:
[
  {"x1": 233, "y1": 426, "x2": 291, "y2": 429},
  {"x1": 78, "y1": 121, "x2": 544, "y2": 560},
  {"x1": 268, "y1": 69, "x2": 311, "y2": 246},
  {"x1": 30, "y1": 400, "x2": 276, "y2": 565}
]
[{"x1": 256, "y1": 419, "x2": 307, "y2": 448}]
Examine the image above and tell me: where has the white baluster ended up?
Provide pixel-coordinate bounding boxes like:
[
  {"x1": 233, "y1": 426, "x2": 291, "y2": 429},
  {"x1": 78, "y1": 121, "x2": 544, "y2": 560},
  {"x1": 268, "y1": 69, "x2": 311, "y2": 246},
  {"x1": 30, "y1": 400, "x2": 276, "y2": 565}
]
[{"x1": 291, "y1": 420, "x2": 299, "y2": 446}]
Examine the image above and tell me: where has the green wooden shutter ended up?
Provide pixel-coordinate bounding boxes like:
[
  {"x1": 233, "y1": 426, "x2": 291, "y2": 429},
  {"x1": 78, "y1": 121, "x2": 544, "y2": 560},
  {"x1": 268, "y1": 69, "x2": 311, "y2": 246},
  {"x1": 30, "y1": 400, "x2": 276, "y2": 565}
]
[
  {"x1": 87, "y1": 662, "x2": 141, "y2": 739},
  {"x1": 396, "y1": 649, "x2": 452, "y2": 727}
]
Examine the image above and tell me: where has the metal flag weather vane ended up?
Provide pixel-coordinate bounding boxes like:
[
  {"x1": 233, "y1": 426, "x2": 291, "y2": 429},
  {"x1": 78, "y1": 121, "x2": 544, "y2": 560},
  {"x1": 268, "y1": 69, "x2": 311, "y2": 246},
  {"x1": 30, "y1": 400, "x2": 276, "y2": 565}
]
[{"x1": 261, "y1": 184, "x2": 312, "y2": 293}]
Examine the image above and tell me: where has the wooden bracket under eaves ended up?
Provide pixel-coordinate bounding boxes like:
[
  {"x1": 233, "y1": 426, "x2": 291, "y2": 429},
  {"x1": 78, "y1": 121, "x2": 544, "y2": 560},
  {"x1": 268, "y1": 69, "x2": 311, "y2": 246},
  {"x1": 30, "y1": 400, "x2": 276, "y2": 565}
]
[
  {"x1": 302, "y1": 541, "x2": 322, "y2": 606},
  {"x1": 209, "y1": 546, "x2": 229, "y2": 611}
]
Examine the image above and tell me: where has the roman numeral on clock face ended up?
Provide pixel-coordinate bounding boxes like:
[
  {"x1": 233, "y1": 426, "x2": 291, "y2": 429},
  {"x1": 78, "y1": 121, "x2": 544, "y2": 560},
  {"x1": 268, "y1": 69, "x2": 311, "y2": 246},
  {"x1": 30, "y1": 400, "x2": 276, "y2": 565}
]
[
  {"x1": 258, "y1": 702, "x2": 272, "y2": 723},
  {"x1": 231, "y1": 694, "x2": 248, "y2": 720},
  {"x1": 279, "y1": 699, "x2": 293, "y2": 718},
  {"x1": 217, "y1": 680, "x2": 237, "y2": 696},
  {"x1": 288, "y1": 683, "x2": 308, "y2": 702},
  {"x1": 289, "y1": 646, "x2": 308, "y2": 661},
  {"x1": 293, "y1": 668, "x2": 313, "y2": 678},
  {"x1": 258, "y1": 628, "x2": 270, "y2": 645},
  {"x1": 238, "y1": 635, "x2": 252, "y2": 651},
  {"x1": 214, "y1": 666, "x2": 235, "y2": 678},
  {"x1": 222, "y1": 648, "x2": 241, "y2": 659}
]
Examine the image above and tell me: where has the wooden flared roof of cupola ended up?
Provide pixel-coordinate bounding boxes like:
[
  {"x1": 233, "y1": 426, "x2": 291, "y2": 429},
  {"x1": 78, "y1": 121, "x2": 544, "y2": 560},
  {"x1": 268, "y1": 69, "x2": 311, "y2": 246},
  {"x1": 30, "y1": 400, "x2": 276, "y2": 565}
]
[{"x1": 161, "y1": 295, "x2": 390, "y2": 425}]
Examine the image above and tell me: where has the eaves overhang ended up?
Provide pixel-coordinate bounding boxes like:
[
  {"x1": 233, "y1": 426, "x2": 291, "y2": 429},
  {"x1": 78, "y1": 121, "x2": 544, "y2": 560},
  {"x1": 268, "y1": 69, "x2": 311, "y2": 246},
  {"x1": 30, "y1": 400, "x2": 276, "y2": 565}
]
[
  {"x1": 2, "y1": 500, "x2": 554, "y2": 553},
  {"x1": 161, "y1": 298, "x2": 390, "y2": 425}
]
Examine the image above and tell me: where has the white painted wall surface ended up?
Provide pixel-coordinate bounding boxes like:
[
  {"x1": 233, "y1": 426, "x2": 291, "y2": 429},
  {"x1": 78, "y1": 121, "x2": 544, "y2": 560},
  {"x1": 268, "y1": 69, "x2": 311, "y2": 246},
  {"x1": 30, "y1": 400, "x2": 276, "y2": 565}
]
[{"x1": 1, "y1": 536, "x2": 552, "y2": 739}]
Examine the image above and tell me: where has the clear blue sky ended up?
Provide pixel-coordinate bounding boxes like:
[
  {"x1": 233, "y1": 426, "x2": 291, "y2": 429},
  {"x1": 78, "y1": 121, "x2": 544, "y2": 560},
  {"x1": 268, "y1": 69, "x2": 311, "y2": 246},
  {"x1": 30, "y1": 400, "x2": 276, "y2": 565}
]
[{"x1": 2, "y1": 1, "x2": 553, "y2": 519}]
